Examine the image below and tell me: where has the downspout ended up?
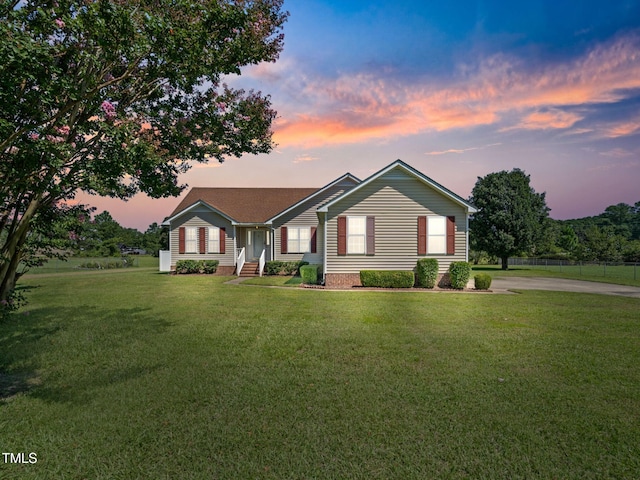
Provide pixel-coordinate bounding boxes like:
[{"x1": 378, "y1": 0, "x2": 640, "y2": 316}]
[
  {"x1": 465, "y1": 212, "x2": 470, "y2": 263},
  {"x1": 233, "y1": 225, "x2": 237, "y2": 266},
  {"x1": 323, "y1": 212, "x2": 328, "y2": 284}
]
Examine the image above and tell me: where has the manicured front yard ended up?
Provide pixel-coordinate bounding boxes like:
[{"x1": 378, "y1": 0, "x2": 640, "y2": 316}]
[{"x1": 2, "y1": 269, "x2": 640, "y2": 479}]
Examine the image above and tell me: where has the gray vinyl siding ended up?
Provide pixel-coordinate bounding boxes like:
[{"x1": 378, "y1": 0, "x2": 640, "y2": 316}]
[
  {"x1": 273, "y1": 179, "x2": 358, "y2": 265},
  {"x1": 326, "y1": 171, "x2": 468, "y2": 274},
  {"x1": 170, "y1": 208, "x2": 235, "y2": 267}
]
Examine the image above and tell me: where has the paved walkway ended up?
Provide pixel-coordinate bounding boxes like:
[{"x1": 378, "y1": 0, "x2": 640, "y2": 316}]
[{"x1": 491, "y1": 277, "x2": 640, "y2": 298}]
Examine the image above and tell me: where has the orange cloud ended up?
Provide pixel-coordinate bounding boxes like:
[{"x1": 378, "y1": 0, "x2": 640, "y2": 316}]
[
  {"x1": 269, "y1": 34, "x2": 640, "y2": 147},
  {"x1": 603, "y1": 118, "x2": 640, "y2": 138},
  {"x1": 504, "y1": 109, "x2": 584, "y2": 131}
]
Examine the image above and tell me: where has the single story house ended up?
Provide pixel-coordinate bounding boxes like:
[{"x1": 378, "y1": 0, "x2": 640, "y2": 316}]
[{"x1": 162, "y1": 159, "x2": 477, "y2": 287}]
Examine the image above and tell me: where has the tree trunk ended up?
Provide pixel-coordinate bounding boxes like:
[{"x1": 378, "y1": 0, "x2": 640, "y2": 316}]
[
  {"x1": 0, "y1": 197, "x2": 39, "y2": 302},
  {"x1": 501, "y1": 256, "x2": 509, "y2": 270}
]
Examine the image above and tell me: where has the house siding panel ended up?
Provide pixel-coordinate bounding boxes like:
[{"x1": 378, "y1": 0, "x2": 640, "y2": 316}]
[
  {"x1": 325, "y1": 172, "x2": 468, "y2": 274},
  {"x1": 273, "y1": 180, "x2": 357, "y2": 265},
  {"x1": 170, "y1": 208, "x2": 235, "y2": 268}
]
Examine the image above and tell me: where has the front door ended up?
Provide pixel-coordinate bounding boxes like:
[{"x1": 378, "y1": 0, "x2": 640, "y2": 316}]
[{"x1": 252, "y1": 229, "x2": 265, "y2": 260}]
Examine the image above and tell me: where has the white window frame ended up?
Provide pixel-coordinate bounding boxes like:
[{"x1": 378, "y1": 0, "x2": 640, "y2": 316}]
[
  {"x1": 428, "y1": 216, "x2": 446, "y2": 254},
  {"x1": 347, "y1": 216, "x2": 366, "y2": 254},
  {"x1": 287, "y1": 226, "x2": 311, "y2": 253},
  {"x1": 208, "y1": 226, "x2": 220, "y2": 254},
  {"x1": 185, "y1": 227, "x2": 197, "y2": 253}
]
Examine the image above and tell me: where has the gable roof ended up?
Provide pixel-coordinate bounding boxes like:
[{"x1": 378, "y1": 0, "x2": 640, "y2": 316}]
[
  {"x1": 265, "y1": 173, "x2": 360, "y2": 223},
  {"x1": 318, "y1": 159, "x2": 477, "y2": 213},
  {"x1": 166, "y1": 187, "x2": 319, "y2": 224}
]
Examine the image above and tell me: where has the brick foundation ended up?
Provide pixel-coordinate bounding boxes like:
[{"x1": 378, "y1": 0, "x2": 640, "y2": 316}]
[
  {"x1": 324, "y1": 272, "x2": 453, "y2": 289},
  {"x1": 324, "y1": 273, "x2": 362, "y2": 288},
  {"x1": 215, "y1": 266, "x2": 236, "y2": 275}
]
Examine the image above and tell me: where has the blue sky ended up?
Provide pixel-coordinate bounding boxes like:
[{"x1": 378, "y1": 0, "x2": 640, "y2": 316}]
[{"x1": 82, "y1": 0, "x2": 640, "y2": 230}]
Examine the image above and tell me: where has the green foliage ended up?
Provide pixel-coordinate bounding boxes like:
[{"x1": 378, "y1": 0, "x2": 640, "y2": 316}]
[
  {"x1": 449, "y1": 262, "x2": 471, "y2": 289},
  {"x1": 415, "y1": 258, "x2": 439, "y2": 288},
  {"x1": 474, "y1": 274, "x2": 492, "y2": 290},
  {"x1": 470, "y1": 169, "x2": 549, "y2": 269},
  {"x1": 360, "y1": 270, "x2": 415, "y2": 288},
  {"x1": 0, "y1": 288, "x2": 27, "y2": 322},
  {"x1": 0, "y1": 0, "x2": 287, "y2": 304},
  {"x1": 265, "y1": 261, "x2": 309, "y2": 276},
  {"x1": 175, "y1": 259, "x2": 219, "y2": 275},
  {"x1": 300, "y1": 264, "x2": 322, "y2": 285}
]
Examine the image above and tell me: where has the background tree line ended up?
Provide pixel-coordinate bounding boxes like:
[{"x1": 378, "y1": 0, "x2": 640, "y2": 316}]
[
  {"x1": 62, "y1": 210, "x2": 169, "y2": 258},
  {"x1": 469, "y1": 168, "x2": 640, "y2": 265}
]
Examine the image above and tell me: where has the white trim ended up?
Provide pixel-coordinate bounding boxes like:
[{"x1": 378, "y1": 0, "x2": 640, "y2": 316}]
[
  {"x1": 266, "y1": 173, "x2": 360, "y2": 223},
  {"x1": 322, "y1": 213, "x2": 327, "y2": 282},
  {"x1": 286, "y1": 226, "x2": 312, "y2": 253},
  {"x1": 233, "y1": 225, "x2": 237, "y2": 265},
  {"x1": 346, "y1": 216, "x2": 367, "y2": 254},
  {"x1": 207, "y1": 226, "x2": 220, "y2": 253},
  {"x1": 317, "y1": 160, "x2": 477, "y2": 214},
  {"x1": 466, "y1": 214, "x2": 470, "y2": 262}
]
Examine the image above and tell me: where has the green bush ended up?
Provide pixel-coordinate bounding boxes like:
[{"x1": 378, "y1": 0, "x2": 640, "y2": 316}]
[
  {"x1": 300, "y1": 264, "x2": 322, "y2": 285},
  {"x1": 474, "y1": 273, "x2": 492, "y2": 290},
  {"x1": 176, "y1": 259, "x2": 199, "y2": 274},
  {"x1": 201, "y1": 260, "x2": 219, "y2": 274},
  {"x1": 415, "y1": 258, "x2": 438, "y2": 288},
  {"x1": 264, "y1": 260, "x2": 309, "y2": 276},
  {"x1": 78, "y1": 257, "x2": 133, "y2": 270},
  {"x1": 360, "y1": 270, "x2": 415, "y2": 288},
  {"x1": 449, "y1": 261, "x2": 471, "y2": 289},
  {"x1": 175, "y1": 259, "x2": 219, "y2": 274}
]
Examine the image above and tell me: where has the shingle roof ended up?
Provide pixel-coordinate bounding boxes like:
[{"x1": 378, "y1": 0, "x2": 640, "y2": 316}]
[{"x1": 168, "y1": 187, "x2": 320, "y2": 223}]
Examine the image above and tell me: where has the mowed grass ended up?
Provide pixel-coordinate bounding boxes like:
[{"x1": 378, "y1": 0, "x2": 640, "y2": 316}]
[
  {"x1": 1, "y1": 269, "x2": 640, "y2": 479},
  {"x1": 475, "y1": 264, "x2": 640, "y2": 287}
]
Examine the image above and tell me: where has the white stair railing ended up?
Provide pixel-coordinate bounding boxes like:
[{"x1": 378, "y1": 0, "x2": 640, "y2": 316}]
[
  {"x1": 237, "y1": 247, "x2": 245, "y2": 276},
  {"x1": 259, "y1": 248, "x2": 266, "y2": 277}
]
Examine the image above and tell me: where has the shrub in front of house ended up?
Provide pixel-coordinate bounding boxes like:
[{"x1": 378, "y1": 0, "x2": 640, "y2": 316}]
[
  {"x1": 264, "y1": 260, "x2": 309, "y2": 276},
  {"x1": 474, "y1": 273, "x2": 492, "y2": 290},
  {"x1": 415, "y1": 258, "x2": 439, "y2": 288},
  {"x1": 300, "y1": 264, "x2": 322, "y2": 285},
  {"x1": 449, "y1": 261, "x2": 471, "y2": 289},
  {"x1": 360, "y1": 270, "x2": 415, "y2": 288},
  {"x1": 175, "y1": 259, "x2": 219, "y2": 274},
  {"x1": 201, "y1": 260, "x2": 219, "y2": 274}
]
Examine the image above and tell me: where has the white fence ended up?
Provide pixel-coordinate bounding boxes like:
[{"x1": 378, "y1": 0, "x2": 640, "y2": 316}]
[{"x1": 159, "y1": 250, "x2": 171, "y2": 272}]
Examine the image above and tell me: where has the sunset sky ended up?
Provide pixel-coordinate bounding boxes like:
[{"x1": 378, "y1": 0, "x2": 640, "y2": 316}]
[{"x1": 78, "y1": 0, "x2": 640, "y2": 231}]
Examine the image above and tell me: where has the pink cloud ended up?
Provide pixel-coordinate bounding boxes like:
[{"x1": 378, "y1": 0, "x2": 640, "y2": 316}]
[
  {"x1": 269, "y1": 34, "x2": 640, "y2": 147},
  {"x1": 505, "y1": 109, "x2": 584, "y2": 131},
  {"x1": 603, "y1": 118, "x2": 640, "y2": 138},
  {"x1": 293, "y1": 153, "x2": 319, "y2": 163},
  {"x1": 425, "y1": 143, "x2": 502, "y2": 155}
]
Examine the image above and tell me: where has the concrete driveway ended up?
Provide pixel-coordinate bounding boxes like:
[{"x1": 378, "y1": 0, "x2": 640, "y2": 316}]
[{"x1": 491, "y1": 276, "x2": 640, "y2": 298}]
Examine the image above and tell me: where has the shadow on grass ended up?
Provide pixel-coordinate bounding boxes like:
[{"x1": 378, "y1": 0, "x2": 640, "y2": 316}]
[{"x1": 1, "y1": 305, "x2": 172, "y2": 404}]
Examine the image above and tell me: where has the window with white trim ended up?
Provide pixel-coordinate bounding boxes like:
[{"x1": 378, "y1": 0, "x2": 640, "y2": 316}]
[
  {"x1": 347, "y1": 216, "x2": 366, "y2": 254},
  {"x1": 287, "y1": 227, "x2": 310, "y2": 253},
  {"x1": 185, "y1": 227, "x2": 197, "y2": 253},
  {"x1": 428, "y1": 216, "x2": 446, "y2": 254},
  {"x1": 208, "y1": 226, "x2": 220, "y2": 253}
]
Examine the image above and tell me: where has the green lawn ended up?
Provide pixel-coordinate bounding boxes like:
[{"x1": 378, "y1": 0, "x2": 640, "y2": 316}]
[
  {"x1": 21, "y1": 255, "x2": 159, "y2": 274},
  {"x1": 474, "y1": 264, "x2": 640, "y2": 287},
  {"x1": 2, "y1": 268, "x2": 640, "y2": 479}
]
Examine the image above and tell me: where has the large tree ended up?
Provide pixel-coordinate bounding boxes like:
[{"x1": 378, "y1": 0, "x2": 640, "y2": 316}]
[
  {"x1": 470, "y1": 169, "x2": 550, "y2": 270},
  {"x1": 0, "y1": 0, "x2": 287, "y2": 303}
]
